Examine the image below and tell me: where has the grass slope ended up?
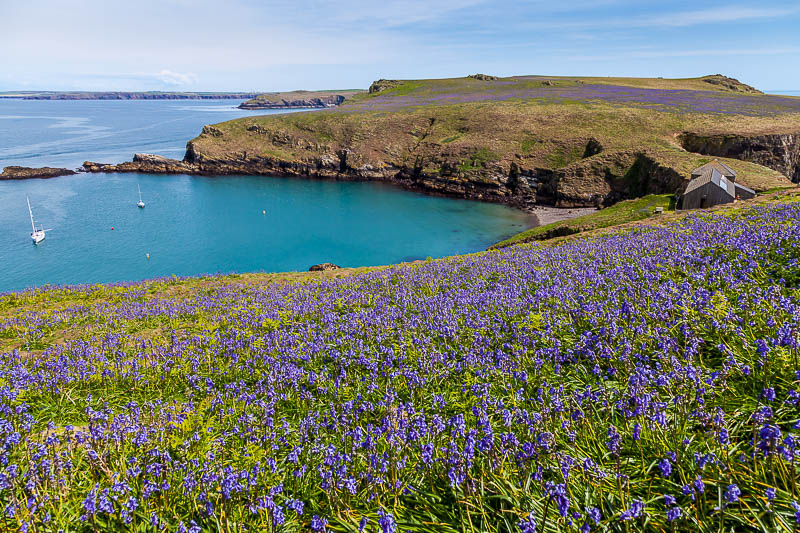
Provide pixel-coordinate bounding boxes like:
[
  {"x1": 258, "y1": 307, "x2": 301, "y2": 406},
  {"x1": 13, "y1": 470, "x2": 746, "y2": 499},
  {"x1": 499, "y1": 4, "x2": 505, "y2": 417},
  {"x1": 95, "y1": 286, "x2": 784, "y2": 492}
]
[{"x1": 2, "y1": 192, "x2": 800, "y2": 531}]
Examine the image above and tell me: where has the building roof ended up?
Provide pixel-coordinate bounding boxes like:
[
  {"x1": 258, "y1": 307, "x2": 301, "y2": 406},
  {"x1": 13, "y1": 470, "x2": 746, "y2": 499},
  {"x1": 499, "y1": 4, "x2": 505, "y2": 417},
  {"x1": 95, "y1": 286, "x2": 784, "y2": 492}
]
[
  {"x1": 734, "y1": 182, "x2": 756, "y2": 195},
  {"x1": 684, "y1": 168, "x2": 735, "y2": 197},
  {"x1": 691, "y1": 159, "x2": 737, "y2": 179}
]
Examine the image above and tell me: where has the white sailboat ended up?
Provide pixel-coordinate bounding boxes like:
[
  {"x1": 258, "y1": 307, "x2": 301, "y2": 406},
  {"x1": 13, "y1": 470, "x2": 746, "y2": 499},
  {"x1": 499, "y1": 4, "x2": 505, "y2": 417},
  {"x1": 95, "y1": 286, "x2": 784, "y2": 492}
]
[
  {"x1": 137, "y1": 184, "x2": 145, "y2": 208},
  {"x1": 27, "y1": 196, "x2": 46, "y2": 244}
]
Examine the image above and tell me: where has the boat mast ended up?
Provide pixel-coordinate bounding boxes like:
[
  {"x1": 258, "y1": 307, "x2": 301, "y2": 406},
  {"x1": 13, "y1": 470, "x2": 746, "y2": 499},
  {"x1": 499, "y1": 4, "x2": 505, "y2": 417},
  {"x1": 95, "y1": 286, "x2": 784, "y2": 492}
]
[
  {"x1": 27, "y1": 196, "x2": 36, "y2": 233},
  {"x1": 138, "y1": 184, "x2": 142, "y2": 203}
]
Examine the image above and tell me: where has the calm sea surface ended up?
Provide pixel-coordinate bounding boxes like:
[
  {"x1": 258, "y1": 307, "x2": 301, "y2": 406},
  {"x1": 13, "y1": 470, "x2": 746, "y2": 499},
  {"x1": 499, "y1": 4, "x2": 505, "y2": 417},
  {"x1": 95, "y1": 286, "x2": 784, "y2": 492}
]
[
  {"x1": 0, "y1": 98, "x2": 305, "y2": 169},
  {"x1": 0, "y1": 99, "x2": 534, "y2": 292}
]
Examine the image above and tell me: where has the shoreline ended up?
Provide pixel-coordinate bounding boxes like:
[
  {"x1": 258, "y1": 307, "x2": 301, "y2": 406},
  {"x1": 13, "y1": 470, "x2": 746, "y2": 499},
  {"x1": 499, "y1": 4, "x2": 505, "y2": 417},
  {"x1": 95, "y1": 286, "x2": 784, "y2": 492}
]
[{"x1": 530, "y1": 205, "x2": 597, "y2": 226}]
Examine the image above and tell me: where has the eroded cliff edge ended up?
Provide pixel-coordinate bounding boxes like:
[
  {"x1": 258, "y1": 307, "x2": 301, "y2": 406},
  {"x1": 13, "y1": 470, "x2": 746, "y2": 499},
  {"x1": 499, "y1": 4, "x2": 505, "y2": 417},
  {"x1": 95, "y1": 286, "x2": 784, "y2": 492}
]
[{"x1": 679, "y1": 132, "x2": 800, "y2": 183}]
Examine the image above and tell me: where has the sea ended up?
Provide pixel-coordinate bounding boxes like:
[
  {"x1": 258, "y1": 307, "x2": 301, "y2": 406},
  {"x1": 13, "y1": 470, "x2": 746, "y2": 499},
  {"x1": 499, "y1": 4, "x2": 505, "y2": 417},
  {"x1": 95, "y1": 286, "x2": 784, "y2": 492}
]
[{"x1": 0, "y1": 99, "x2": 534, "y2": 292}]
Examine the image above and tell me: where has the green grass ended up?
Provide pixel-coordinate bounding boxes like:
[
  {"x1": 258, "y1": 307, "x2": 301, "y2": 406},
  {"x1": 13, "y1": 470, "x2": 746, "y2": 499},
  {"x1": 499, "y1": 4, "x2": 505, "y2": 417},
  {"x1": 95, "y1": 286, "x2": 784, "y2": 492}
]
[
  {"x1": 545, "y1": 145, "x2": 585, "y2": 168},
  {"x1": 458, "y1": 147, "x2": 500, "y2": 172},
  {"x1": 492, "y1": 194, "x2": 675, "y2": 248}
]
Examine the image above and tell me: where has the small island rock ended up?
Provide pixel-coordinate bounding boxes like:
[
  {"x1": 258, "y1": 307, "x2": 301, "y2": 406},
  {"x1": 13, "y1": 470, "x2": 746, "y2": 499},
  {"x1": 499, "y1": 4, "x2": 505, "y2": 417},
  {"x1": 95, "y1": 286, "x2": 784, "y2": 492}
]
[
  {"x1": 0, "y1": 166, "x2": 75, "y2": 180},
  {"x1": 309, "y1": 263, "x2": 340, "y2": 272}
]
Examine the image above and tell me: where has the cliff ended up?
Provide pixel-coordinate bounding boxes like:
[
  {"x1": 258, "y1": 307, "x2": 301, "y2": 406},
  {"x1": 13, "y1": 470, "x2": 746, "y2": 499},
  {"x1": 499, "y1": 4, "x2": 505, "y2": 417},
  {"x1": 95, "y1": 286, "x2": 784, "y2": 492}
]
[
  {"x1": 679, "y1": 132, "x2": 800, "y2": 183},
  {"x1": 237, "y1": 90, "x2": 363, "y2": 110},
  {"x1": 79, "y1": 75, "x2": 798, "y2": 210}
]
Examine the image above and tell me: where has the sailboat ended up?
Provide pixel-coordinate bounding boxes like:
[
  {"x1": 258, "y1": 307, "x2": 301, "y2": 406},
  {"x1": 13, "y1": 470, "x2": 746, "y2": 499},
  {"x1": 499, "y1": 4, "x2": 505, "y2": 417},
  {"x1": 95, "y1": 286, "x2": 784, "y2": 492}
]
[
  {"x1": 27, "y1": 196, "x2": 47, "y2": 244},
  {"x1": 137, "y1": 184, "x2": 145, "y2": 208}
]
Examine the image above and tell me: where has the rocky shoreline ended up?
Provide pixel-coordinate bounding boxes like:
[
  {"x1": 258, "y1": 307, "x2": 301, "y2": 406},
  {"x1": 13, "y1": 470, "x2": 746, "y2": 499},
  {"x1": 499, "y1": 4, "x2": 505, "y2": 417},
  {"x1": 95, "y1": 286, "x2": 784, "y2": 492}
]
[
  {"x1": 0, "y1": 166, "x2": 75, "y2": 180},
  {"x1": 78, "y1": 153, "x2": 544, "y2": 212}
]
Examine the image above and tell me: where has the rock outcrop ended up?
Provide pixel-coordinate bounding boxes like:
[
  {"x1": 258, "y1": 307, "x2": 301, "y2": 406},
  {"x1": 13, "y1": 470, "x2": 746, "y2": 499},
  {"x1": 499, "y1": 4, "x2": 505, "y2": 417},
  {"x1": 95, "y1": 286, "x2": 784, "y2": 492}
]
[
  {"x1": 468, "y1": 74, "x2": 499, "y2": 81},
  {"x1": 679, "y1": 132, "x2": 800, "y2": 182},
  {"x1": 308, "y1": 263, "x2": 340, "y2": 272},
  {"x1": 701, "y1": 75, "x2": 762, "y2": 94},
  {"x1": 368, "y1": 80, "x2": 401, "y2": 94},
  {"x1": 83, "y1": 154, "x2": 195, "y2": 174},
  {"x1": 1, "y1": 166, "x2": 75, "y2": 180}
]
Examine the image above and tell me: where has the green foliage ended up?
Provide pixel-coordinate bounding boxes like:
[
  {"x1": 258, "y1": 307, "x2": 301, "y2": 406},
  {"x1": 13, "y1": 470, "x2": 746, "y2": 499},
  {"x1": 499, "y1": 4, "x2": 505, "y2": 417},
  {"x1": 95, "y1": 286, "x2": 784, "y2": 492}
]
[
  {"x1": 519, "y1": 137, "x2": 541, "y2": 154},
  {"x1": 459, "y1": 147, "x2": 500, "y2": 172},
  {"x1": 545, "y1": 145, "x2": 585, "y2": 168}
]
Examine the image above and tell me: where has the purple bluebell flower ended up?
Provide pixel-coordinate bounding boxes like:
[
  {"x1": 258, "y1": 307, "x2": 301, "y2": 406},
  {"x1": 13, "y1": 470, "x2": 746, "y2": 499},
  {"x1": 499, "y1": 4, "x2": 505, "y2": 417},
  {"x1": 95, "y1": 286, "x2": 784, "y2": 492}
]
[
  {"x1": 621, "y1": 499, "x2": 644, "y2": 520},
  {"x1": 311, "y1": 515, "x2": 328, "y2": 532},
  {"x1": 724, "y1": 484, "x2": 741, "y2": 503},
  {"x1": 658, "y1": 458, "x2": 672, "y2": 478},
  {"x1": 378, "y1": 508, "x2": 397, "y2": 533},
  {"x1": 517, "y1": 513, "x2": 537, "y2": 533}
]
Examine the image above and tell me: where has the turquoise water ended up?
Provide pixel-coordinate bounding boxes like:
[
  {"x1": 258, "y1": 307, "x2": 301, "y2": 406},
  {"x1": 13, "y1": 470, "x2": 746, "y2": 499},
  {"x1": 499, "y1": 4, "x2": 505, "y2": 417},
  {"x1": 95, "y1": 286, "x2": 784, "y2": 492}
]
[
  {"x1": 0, "y1": 172, "x2": 534, "y2": 292},
  {"x1": 0, "y1": 99, "x2": 535, "y2": 291}
]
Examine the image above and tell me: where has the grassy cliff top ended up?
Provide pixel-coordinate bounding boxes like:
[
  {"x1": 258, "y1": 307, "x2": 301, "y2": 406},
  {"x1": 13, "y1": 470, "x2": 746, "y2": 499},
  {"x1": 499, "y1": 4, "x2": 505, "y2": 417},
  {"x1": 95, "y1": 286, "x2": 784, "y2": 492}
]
[
  {"x1": 338, "y1": 74, "x2": 792, "y2": 116},
  {"x1": 189, "y1": 75, "x2": 797, "y2": 198}
]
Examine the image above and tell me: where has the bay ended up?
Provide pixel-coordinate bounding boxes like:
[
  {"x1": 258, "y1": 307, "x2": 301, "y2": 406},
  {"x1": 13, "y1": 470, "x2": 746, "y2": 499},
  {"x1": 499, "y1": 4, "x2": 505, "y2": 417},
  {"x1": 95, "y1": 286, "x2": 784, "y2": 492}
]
[
  {"x1": 1, "y1": 172, "x2": 534, "y2": 292},
  {"x1": 0, "y1": 99, "x2": 535, "y2": 292}
]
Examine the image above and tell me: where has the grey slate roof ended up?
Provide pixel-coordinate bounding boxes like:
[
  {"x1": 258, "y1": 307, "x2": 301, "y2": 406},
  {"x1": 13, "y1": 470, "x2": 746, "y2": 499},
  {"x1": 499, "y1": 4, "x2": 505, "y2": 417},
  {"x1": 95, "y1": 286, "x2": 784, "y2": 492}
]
[
  {"x1": 691, "y1": 160, "x2": 737, "y2": 180},
  {"x1": 684, "y1": 168, "x2": 735, "y2": 197},
  {"x1": 735, "y1": 182, "x2": 756, "y2": 195}
]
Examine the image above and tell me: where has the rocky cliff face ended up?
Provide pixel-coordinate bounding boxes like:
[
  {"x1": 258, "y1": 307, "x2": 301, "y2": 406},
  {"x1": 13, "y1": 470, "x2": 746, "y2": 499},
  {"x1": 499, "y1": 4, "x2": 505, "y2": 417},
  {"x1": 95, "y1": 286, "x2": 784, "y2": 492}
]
[
  {"x1": 537, "y1": 152, "x2": 685, "y2": 207},
  {"x1": 82, "y1": 142, "x2": 687, "y2": 212},
  {"x1": 679, "y1": 132, "x2": 800, "y2": 182}
]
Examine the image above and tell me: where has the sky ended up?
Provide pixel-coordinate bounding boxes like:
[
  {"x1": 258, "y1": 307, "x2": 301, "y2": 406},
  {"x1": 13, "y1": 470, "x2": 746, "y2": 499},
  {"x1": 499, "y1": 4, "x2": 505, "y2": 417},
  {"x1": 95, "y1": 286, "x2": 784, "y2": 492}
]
[{"x1": 2, "y1": 0, "x2": 799, "y2": 92}]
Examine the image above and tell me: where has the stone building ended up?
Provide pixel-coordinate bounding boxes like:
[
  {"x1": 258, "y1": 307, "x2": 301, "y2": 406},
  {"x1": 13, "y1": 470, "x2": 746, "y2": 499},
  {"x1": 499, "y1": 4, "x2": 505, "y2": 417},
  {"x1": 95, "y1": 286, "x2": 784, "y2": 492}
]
[{"x1": 681, "y1": 160, "x2": 755, "y2": 209}]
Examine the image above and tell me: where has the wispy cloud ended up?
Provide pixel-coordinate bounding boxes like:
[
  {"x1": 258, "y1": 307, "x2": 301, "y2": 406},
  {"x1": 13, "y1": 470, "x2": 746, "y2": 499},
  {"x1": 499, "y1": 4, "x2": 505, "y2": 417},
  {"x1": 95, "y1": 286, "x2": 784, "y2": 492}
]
[
  {"x1": 510, "y1": 3, "x2": 800, "y2": 31},
  {"x1": 563, "y1": 46, "x2": 800, "y2": 62},
  {"x1": 630, "y1": 5, "x2": 800, "y2": 27},
  {"x1": 153, "y1": 70, "x2": 198, "y2": 86}
]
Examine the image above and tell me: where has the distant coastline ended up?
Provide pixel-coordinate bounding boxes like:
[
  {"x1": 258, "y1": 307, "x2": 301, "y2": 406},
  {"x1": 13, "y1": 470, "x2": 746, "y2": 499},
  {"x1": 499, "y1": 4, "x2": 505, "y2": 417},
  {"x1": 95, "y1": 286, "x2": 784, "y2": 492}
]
[
  {"x1": 237, "y1": 90, "x2": 364, "y2": 110},
  {"x1": 767, "y1": 90, "x2": 800, "y2": 96},
  {"x1": 0, "y1": 91, "x2": 261, "y2": 100}
]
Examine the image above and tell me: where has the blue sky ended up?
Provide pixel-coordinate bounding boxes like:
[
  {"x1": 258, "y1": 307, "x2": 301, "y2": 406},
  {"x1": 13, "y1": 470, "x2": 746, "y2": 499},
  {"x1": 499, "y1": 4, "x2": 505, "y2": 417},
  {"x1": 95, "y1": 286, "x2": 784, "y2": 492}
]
[{"x1": 2, "y1": 0, "x2": 799, "y2": 92}]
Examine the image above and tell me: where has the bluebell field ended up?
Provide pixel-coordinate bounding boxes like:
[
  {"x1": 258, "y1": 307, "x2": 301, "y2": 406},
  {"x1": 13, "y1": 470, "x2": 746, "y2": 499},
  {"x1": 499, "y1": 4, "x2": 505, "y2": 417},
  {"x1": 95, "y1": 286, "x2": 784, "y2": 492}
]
[{"x1": 1, "y1": 200, "x2": 800, "y2": 531}]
